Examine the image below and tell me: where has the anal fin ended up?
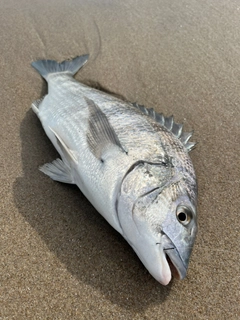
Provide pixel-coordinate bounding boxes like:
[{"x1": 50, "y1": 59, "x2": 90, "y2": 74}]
[
  {"x1": 40, "y1": 158, "x2": 74, "y2": 184},
  {"x1": 49, "y1": 126, "x2": 77, "y2": 164}
]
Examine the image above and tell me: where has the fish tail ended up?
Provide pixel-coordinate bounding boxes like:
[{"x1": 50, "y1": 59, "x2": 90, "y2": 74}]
[{"x1": 31, "y1": 54, "x2": 89, "y2": 81}]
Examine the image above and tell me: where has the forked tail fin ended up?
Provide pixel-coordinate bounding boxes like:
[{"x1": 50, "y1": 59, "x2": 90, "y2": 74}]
[{"x1": 31, "y1": 54, "x2": 89, "y2": 81}]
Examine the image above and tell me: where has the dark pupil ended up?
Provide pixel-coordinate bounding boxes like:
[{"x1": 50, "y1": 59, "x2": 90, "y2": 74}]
[{"x1": 178, "y1": 212, "x2": 187, "y2": 221}]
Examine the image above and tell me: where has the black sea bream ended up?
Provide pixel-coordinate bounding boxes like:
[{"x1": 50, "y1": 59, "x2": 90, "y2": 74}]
[{"x1": 31, "y1": 55, "x2": 197, "y2": 285}]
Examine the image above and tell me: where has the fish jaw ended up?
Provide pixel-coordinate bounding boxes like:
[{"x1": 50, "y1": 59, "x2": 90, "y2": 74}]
[
  {"x1": 124, "y1": 234, "x2": 173, "y2": 285},
  {"x1": 118, "y1": 200, "x2": 174, "y2": 285},
  {"x1": 146, "y1": 243, "x2": 172, "y2": 285},
  {"x1": 124, "y1": 231, "x2": 188, "y2": 285}
]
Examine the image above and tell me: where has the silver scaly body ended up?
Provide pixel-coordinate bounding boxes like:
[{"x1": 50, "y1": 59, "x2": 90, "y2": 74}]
[{"x1": 31, "y1": 55, "x2": 198, "y2": 285}]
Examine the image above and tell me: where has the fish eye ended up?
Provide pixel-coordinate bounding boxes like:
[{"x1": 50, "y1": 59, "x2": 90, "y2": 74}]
[{"x1": 176, "y1": 206, "x2": 192, "y2": 226}]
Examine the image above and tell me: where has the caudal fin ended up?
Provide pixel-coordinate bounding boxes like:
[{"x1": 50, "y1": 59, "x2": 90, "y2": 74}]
[{"x1": 31, "y1": 54, "x2": 89, "y2": 81}]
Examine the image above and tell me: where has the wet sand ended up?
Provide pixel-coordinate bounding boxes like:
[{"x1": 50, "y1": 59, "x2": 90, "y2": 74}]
[{"x1": 0, "y1": 0, "x2": 239, "y2": 319}]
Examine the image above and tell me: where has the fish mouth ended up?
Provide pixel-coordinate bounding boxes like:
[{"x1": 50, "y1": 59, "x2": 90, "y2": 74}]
[{"x1": 162, "y1": 234, "x2": 187, "y2": 280}]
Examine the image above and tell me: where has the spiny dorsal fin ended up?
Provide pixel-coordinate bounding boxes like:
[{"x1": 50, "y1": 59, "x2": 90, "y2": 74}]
[
  {"x1": 133, "y1": 103, "x2": 196, "y2": 152},
  {"x1": 86, "y1": 97, "x2": 126, "y2": 161}
]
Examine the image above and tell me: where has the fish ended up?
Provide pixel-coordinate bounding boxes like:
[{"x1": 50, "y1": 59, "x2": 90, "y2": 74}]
[{"x1": 31, "y1": 55, "x2": 198, "y2": 285}]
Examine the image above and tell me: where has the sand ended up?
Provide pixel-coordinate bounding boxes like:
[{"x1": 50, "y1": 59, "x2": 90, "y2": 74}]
[{"x1": 0, "y1": 0, "x2": 239, "y2": 319}]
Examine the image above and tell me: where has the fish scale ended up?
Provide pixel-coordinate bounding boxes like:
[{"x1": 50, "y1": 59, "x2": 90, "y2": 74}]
[{"x1": 31, "y1": 54, "x2": 198, "y2": 285}]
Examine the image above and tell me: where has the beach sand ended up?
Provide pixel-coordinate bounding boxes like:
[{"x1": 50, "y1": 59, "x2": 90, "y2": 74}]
[{"x1": 0, "y1": 0, "x2": 239, "y2": 319}]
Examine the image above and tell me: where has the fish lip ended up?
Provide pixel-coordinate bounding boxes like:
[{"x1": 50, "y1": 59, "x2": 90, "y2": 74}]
[
  {"x1": 164, "y1": 248, "x2": 187, "y2": 280},
  {"x1": 162, "y1": 234, "x2": 187, "y2": 280}
]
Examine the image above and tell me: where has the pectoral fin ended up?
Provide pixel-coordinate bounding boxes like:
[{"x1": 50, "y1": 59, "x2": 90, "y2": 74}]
[{"x1": 86, "y1": 97, "x2": 127, "y2": 161}]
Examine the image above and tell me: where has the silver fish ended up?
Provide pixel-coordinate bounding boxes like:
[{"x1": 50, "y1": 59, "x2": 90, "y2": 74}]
[{"x1": 31, "y1": 55, "x2": 197, "y2": 285}]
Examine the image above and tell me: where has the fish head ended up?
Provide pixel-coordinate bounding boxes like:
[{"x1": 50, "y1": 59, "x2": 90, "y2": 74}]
[{"x1": 117, "y1": 161, "x2": 197, "y2": 285}]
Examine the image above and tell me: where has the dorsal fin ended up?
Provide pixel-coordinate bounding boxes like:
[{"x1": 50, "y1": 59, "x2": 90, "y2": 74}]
[{"x1": 133, "y1": 103, "x2": 196, "y2": 152}]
